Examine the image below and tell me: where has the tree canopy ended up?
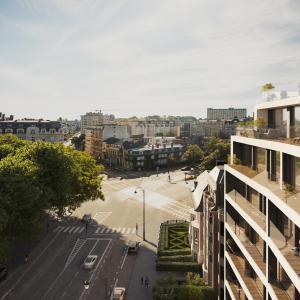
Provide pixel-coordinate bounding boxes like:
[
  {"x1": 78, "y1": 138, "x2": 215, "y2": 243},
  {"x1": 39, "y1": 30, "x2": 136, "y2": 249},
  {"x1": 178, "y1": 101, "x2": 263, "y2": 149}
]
[
  {"x1": 261, "y1": 83, "x2": 275, "y2": 92},
  {"x1": 199, "y1": 137, "x2": 230, "y2": 171},
  {"x1": 0, "y1": 135, "x2": 104, "y2": 261},
  {"x1": 182, "y1": 144, "x2": 204, "y2": 163}
]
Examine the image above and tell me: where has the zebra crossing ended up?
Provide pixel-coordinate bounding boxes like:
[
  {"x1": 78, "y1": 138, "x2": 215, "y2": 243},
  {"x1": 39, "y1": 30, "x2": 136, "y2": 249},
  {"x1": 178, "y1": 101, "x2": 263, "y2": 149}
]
[
  {"x1": 53, "y1": 225, "x2": 85, "y2": 234},
  {"x1": 94, "y1": 226, "x2": 136, "y2": 235}
]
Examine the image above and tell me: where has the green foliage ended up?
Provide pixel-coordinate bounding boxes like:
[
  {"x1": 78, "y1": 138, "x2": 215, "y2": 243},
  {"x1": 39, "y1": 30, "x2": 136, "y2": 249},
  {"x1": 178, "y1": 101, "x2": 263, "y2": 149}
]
[
  {"x1": 186, "y1": 272, "x2": 205, "y2": 286},
  {"x1": 158, "y1": 249, "x2": 191, "y2": 256},
  {"x1": 159, "y1": 255, "x2": 192, "y2": 262},
  {"x1": 261, "y1": 83, "x2": 275, "y2": 92},
  {"x1": 284, "y1": 182, "x2": 294, "y2": 193},
  {"x1": 177, "y1": 285, "x2": 203, "y2": 300},
  {"x1": 199, "y1": 137, "x2": 229, "y2": 171},
  {"x1": 0, "y1": 137, "x2": 104, "y2": 260},
  {"x1": 71, "y1": 134, "x2": 85, "y2": 150},
  {"x1": 156, "y1": 262, "x2": 201, "y2": 272},
  {"x1": 182, "y1": 144, "x2": 204, "y2": 163}
]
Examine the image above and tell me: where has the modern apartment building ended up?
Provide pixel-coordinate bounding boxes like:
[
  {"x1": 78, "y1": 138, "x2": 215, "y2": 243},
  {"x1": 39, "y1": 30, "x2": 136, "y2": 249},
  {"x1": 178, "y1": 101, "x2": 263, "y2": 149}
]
[
  {"x1": 207, "y1": 108, "x2": 247, "y2": 121},
  {"x1": 0, "y1": 119, "x2": 64, "y2": 142},
  {"x1": 80, "y1": 111, "x2": 104, "y2": 133},
  {"x1": 224, "y1": 96, "x2": 300, "y2": 300},
  {"x1": 190, "y1": 165, "x2": 225, "y2": 299}
]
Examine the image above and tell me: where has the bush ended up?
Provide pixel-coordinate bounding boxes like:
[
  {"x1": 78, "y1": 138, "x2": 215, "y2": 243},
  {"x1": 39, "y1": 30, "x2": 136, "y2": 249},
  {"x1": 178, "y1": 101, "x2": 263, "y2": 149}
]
[
  {"x1": 159, "y1": 255, "x2": 192, "y2": 262},
  {"x1": 177, "y1": 285, "x2": 203, "y2": 300},
  {"x1": 200, "y1": 286, "x2": 215, "y2": 300},
  {"x1": 156, "y1": 262, "x2": 201, "y2": 272},
  {"x1": 158, "y1": 249, "x2": 191, "y2": 256}
]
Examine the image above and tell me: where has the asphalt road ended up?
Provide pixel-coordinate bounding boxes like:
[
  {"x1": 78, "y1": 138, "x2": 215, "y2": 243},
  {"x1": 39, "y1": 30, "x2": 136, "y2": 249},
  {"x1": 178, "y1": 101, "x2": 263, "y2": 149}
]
[{"x1": 0, "y1": 168, "x2": 194, "y2": 300}]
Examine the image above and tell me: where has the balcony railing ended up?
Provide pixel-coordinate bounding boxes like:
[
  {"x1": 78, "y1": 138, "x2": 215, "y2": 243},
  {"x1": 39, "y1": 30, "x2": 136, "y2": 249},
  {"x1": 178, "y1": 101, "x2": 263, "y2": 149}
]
[
  {"x1": 227, "y1": 190, "x2": 266, "y2": 231},
  {"x1": 227, "y1": 251, "x2": 264, "y2": 300},
  {"x1": 227, "y1": 213, "x2": 266, "y2": 275}
]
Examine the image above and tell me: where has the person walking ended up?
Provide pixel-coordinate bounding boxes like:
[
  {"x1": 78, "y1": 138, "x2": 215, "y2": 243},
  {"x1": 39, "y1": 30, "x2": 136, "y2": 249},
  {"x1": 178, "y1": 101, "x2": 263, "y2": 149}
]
[
  {"x1": 168, "y1": 174, "x2": 171, "y2": 183},
  {"x1": 141, "y1": 276, "x2": 144, "y2": 286},
  {"x1": 145, "y1": 276, "x2": 149, "y2": 288},
  {"x1": 136, "y1": 223, "x2": 138, "y2": 235}
]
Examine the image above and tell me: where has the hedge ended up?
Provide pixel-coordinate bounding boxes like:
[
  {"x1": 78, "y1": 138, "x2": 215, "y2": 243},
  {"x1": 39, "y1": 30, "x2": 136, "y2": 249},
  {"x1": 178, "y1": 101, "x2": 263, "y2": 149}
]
[
  {"x1": 156, "y1": 261, "x2": 202, "y2": 272},
  {"x1": 158, "y1": 255, "x2": 193, "y2": 262},
  {"x1": 158, "y1": 249, "x2": 191, "y2": 256}
]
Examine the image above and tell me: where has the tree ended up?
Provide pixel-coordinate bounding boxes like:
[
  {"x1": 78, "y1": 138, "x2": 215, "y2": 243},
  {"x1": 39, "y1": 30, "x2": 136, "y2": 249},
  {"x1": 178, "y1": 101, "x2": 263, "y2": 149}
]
[
  {"x1": 15, "y1": 142, "x2": 104, "y2": 215},
  {"x1": 199, "y1": 137, "x2": 230, "y2": 171},
  {"x1": 0, "y1": 138, "x2": 104, "y2": 260},
  {"x1": 182, "y1": 145, "x2": 204, "y2": 163},
  {"x1": 177, "y1": 285, "x2": 203, "y2": 300},
  {"x1": 0, "y1": 134, "x2": 26, "y2": 160},
  {"x1": 261, "y1": 83, "x2": 275, "y2": 92},
  {"x1": 71, "y1": 134, "x2": 85, "y2": 151}
]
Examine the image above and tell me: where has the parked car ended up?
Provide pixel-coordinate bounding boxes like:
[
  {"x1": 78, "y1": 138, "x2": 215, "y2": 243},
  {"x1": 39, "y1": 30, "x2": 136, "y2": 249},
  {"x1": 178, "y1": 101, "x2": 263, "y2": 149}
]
[
  {"x1": 0, "y1": 266, "x2": 8, "y2": 281},
  {"x1": 127, "y1": 241, "x2": 139, "y2": 254},
  {"x1": 112, "y1": 287, "x2": 125, "y2": 300},
  {"x1": 83, "y1": 255, "x2": 98, "y2": 269},
  {"x1": 181, "y1": 166, "x2": 191, "y2": 171},
  {"x1": 82, "y1": 214, "x2": 92, "y2": 224}
]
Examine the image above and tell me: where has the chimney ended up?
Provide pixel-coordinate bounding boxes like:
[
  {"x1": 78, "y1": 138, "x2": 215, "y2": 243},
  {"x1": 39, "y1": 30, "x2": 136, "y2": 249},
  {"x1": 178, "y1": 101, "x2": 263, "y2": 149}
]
[{"x1": 9, "y1": 115, "x2": 14, "y2": 120}]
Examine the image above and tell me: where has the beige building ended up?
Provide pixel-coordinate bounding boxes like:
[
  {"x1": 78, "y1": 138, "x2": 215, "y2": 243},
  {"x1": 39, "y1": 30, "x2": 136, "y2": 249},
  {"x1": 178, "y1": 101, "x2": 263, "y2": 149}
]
[
  {"x1": 84, "y1": 126, "x2": 103, "y2": 161},
  {"x1": 80, "y1": 111, "x2": 104, "y2": 133},
  {"x1": 225, "y1": 96, "x2": 300, "y2": 300}
]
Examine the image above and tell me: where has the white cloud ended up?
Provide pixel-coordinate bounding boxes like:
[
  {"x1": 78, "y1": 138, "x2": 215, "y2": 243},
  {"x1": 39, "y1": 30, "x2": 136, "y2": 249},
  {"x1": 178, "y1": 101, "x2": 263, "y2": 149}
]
[{"x1": 0, "y1": 0, "x2": 300, "y2": 119}]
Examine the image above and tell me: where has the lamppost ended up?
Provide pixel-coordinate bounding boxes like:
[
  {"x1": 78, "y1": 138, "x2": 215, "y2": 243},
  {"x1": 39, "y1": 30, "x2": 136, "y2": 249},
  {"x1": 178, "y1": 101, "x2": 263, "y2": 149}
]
[{"x1": 134, "y1": 187, "x2": 146, "y2": 241}]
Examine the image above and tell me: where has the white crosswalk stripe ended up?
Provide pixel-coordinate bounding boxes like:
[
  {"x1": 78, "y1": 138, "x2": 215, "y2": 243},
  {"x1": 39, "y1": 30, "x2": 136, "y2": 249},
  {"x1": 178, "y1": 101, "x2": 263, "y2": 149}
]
[
  {"x1": 93, "y1": 226, "x2": 136, "y2": 235},
  {"x1": 52, "y1": 225, "x2": 85, "y2": 234}
]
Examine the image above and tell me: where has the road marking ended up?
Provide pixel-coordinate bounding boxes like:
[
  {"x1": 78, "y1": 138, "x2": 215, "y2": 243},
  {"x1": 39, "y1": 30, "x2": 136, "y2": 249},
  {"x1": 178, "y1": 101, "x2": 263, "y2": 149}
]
[
  {"x1": 93, "y1": 211, "x2": 112, "y2": 224},
  {"x1": 116, "y1": 227, "x2": 121, "y2": 233},
  {"x1": 79, "y1": 239, "x2": 112, "y2": 300},
  {"x1": 53, "y1": 226, "x2": 62, "y2": 233},
  {"x1": 121, "y1": 251, "x2": 128, "y2": 269},
  {"x1": 73, "y1": 226, "x2": 81, "y2": 233},
  {"x1": 121, "y1": 228, "x2": 126, "y2": 234},
  {"x1": 68, "y1": 226, "x2": 75, "y2": 233},
  {"x1": 1, "y1": 232, "x2": 61, "y2": 300},
  {"x1": 63, "y1": 226, "x2": 71, "y2": 232},
  {"x1": 78, "y1": 227, "x2": 85, "y2": 233},
  {"x1": 64, "y1": 238, "x2": 86, "y2": 269},
  {"x1": 126, "y1": 228, "x2": 131, "y2": 234}
]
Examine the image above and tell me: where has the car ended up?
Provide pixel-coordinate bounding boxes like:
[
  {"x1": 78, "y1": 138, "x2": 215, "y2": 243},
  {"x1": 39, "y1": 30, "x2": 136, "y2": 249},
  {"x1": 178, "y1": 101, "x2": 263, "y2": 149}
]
[
  {"x1": 0, "y1": 266, "x2": 8, "y2": 281},
  {"x1": 83, "y1": 255, "x2": 98, "y2": 269},
  {"x1": 112, "y1": 287, "x2": 125, "y2": 300},
  {"x1": 181, "y1": 166, "x2": 191, "y2": 171},
  {"x1": 82, "y1": 214, "x2": 92, "y2": 223},
  {"x1": 127, "y1": 241, "x2": 139, "y2": 254}
]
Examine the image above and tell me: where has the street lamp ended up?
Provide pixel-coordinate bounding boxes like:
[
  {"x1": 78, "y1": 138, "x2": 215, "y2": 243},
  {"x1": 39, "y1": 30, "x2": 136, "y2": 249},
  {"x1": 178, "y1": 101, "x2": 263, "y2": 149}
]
[{"x1": 134, "y1": 187, "x2": 146, "y2": 241}]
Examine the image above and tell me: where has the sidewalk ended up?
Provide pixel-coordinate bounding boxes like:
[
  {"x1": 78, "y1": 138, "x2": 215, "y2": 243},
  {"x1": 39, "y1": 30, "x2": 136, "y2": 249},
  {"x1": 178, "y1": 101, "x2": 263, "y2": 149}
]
[{"x1": 127, "y1": 242, "x2": 160, "y2": 300}]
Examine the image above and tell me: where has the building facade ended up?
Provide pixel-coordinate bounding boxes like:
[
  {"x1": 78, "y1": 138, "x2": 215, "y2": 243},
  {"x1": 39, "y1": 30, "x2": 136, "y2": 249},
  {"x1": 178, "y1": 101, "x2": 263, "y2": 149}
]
[
  {"x1": 84, "y1": 126, "x2": 103, "y2": 161},
  {"x1": 207, "y1": 108, "x2": 247, "y2": 121},
  {"x1": 124, "y1": 143, "x2": 185, "y2": 170},
  {"x1": 190, "y1": 166, "x2": 225, "y2": 299},
  {"x1": 80, "y1": 111, "x2": 104, "y2": 133},
  {"x1": 224, "y1": 96, "x2": 300, "y2": 300},
  {"x1": 0, "y1": 119, "x2": 64, "y2": 142}
]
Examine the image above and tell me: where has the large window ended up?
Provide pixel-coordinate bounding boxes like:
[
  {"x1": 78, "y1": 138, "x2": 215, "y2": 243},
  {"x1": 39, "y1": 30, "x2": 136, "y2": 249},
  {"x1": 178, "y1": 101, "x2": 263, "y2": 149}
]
[{"x1": 257, "y1": 147, "x2": 266, "y2": 173}]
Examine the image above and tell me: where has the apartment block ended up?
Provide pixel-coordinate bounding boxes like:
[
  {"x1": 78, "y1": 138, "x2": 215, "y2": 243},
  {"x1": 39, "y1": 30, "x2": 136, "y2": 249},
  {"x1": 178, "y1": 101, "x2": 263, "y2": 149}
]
[
  {"x1": 80, "y1": 111, "x2": 104, "y2": 133},
  {"x1": 207, "y1": 108, "x2": 247, "y2": 121},
  {"x1": 224, "y1": 96, "x2": 300, "y2": 300},
  {"x1": 84, "y1": 126, "x2": 103, "y2": 161}
]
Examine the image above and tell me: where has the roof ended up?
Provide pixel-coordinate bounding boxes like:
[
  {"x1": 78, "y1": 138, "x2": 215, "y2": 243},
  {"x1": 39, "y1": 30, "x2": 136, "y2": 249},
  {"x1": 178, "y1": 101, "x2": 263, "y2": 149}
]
[
  {"x1": 192, "y1": 170, "x2": 209, "y2": 211},
  {"x1": 255, "y1": 95, "x2": 300, "y2": 111},
  {"x1": 207, "y1": 165, "x2": 224, "y2": 191},
  {"x1": 127, "y1": 143, "x2": 184, "y2": 151}
]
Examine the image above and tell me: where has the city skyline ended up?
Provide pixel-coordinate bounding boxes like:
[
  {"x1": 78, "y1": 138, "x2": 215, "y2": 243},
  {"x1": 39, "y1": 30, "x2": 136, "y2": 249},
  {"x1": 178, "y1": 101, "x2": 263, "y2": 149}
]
[{"x1": 1, "y1": 0, "x2": 300, "y2": 120}]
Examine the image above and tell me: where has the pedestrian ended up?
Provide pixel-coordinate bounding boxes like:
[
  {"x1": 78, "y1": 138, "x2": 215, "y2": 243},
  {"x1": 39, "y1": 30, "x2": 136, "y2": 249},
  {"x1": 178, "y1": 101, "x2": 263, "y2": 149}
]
[
  {"x1": 24, "y1": 254, "x2": 29, "y2": 263},
  {"x1": 141, "y1": 276, "x2": 144, "y2": 286},
  {"x1": 136, "y1": 223, "x2": 138, "y2": 235},
  {"x1": 145, "y1": 276, "x2": 149, "y2": 288},
  {"x1": 168, "y1": 175, "x2": 171, "y2": 183},
  {"x1": 85, "y1": 222, "x2": 88, "y2": 235}
]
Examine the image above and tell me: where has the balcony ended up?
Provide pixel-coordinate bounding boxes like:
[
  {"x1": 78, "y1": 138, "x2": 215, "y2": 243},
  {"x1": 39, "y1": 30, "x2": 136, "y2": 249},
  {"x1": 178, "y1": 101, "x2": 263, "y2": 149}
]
[
  {"x1": 229, "y1": 164, "x2": 300, "y2": 215},
  {"x1": 227, "y1": 251, "x2": 264, "y2": 300},
  {"x1": 227, "y1": 214, "x2": 266, "y2": 275},
  {"x1": 227, "y1": 190, "x2": 266, "y2": 231},
  {"x1": 270, "y1": 281, "x2": 292, "y2": 300},
  {"x1": 226, "y1": 279, "x2": 247, "y2": 300}
]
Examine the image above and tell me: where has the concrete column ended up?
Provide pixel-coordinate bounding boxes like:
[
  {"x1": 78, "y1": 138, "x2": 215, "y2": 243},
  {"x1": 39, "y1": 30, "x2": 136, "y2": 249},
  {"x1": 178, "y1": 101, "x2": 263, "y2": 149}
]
[
  {"x1": 280, "y1": 152, "x2": 283, "y2": 190},
  {"x1": 287, "y1": 109, "x2": 291, "y2": 139}
]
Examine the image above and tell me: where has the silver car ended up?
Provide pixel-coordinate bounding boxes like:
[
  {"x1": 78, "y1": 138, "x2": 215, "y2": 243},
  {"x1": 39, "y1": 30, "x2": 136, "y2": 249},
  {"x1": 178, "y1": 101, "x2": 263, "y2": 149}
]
[{"x1": 83, "y1": 255, "x2": 98, "y2": 269}]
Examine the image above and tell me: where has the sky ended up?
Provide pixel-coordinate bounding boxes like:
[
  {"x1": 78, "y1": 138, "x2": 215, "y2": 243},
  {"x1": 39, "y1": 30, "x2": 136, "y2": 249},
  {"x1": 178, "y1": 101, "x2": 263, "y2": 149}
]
[{"x1": 0, "y1": 0, "x2": 300, "y2": 120}]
